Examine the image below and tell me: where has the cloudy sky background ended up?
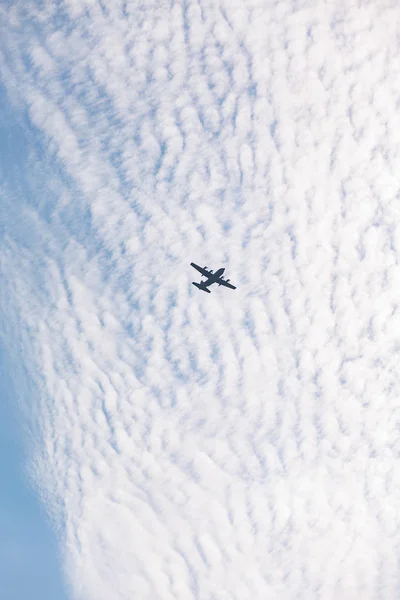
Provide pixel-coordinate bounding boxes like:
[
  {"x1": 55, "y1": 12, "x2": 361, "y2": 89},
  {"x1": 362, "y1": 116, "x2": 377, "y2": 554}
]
[{"x1": 1, "y1": 1, "x2": 400, "y2": 599}]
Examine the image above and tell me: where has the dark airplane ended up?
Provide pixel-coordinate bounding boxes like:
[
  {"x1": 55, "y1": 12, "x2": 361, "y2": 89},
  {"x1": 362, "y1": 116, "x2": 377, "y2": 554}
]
[{"x1": 190, "y1": 262, "x2": 236, "y2": 293}]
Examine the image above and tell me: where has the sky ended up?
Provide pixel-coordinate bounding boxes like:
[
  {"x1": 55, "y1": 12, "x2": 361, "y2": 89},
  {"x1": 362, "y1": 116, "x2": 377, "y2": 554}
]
[{"x1": 1, "y1": 1, "x2": 400, "y2": 599}]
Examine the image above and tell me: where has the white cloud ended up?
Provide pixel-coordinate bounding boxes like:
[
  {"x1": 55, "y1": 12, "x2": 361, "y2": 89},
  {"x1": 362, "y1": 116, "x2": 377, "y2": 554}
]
[{"x1": 2, "y1": 0, "x2": 400, "y2": 599}]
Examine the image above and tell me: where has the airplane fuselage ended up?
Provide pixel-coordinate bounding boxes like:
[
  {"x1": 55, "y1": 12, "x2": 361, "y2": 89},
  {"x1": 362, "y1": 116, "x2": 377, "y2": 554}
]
[{"x1": 203, "y1": 267, "x2": 224, "y2": 287}]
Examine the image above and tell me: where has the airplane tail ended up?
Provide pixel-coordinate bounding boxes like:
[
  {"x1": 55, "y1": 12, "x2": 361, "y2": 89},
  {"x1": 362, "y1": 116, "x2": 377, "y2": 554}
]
[{"x1": 192, "y1": 282, "x2": 211, "y2": 293}]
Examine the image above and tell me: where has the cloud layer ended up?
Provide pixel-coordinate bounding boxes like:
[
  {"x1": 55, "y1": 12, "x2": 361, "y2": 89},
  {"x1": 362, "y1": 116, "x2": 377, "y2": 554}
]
[{"x1": 2, "y1": 1, "x2": 400, "y2": 598}]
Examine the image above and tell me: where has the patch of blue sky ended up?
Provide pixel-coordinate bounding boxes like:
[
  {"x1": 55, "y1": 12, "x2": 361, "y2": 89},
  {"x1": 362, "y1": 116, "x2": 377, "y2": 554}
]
[
  {"x1": 0, "y1": 349, "x2": 69, "y2": 600},
  {"x1": 0, "y1": 85, "x2": 70, "y2": 599}
]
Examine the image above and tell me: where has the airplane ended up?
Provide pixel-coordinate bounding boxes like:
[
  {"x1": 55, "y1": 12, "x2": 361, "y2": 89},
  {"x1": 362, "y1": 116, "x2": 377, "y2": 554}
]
[{"x1": 190, "y1": 262, "x2": 236, "y2": 293}]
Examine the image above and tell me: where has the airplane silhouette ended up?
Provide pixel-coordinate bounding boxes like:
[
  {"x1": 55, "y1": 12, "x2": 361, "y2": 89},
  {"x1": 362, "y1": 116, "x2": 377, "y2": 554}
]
[{"x1": 190, "y1": 263, "x2": 236, "y2": 293}]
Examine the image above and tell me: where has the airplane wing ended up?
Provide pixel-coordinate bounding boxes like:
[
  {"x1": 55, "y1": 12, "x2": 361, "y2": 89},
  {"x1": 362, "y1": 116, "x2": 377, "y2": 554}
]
[
  {"x1": 190, "y1": 262, "x2": 212, "y2": 277},
  {"x1": 218, "y1": 278, "x2": 236, "y2": 290}
]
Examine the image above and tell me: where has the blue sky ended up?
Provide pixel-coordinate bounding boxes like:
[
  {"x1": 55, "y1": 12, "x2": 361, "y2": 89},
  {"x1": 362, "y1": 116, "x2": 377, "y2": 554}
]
[
  {"x1": 2, "y1": 1, "x2": 400, "y2": 599},
  {"x1": 0, "y1": 85, "x2": 69, "y2": 598},
  {"x1": 0, "y1": 365, "x2": 68, "y2": 600}
]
